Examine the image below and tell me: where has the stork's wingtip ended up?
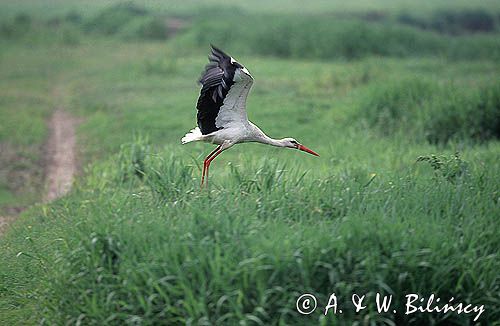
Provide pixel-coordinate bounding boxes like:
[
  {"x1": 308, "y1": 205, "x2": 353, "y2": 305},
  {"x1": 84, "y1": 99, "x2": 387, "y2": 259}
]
[
  {"x1": 209, "y1": 44, "x2": 217, "y2": 53},
  {"x1": 209, "y1": 44, "x2": 229, "y2": 58}
]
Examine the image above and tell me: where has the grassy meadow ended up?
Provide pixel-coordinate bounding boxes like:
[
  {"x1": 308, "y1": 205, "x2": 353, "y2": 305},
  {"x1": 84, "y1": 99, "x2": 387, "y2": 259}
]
[{"x1": 0, "y1": 1, "x2": 499, "y2": 324}]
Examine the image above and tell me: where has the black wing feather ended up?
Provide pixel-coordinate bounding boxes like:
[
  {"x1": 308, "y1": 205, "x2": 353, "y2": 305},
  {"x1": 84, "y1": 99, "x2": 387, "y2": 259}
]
[{"x1": 196, "y1": 45, "x2": 236, "y2": 135}]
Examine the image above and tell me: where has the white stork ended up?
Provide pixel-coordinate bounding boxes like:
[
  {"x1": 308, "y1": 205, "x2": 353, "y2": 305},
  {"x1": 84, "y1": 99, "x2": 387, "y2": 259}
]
[{"x1": 182, "y1": 45, "x2": 319, "y2": 186}]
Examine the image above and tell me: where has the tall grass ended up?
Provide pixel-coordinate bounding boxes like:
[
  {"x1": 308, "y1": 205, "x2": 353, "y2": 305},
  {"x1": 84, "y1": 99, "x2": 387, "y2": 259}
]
[
  {"x1": 84, "y1": 3, "x2": 169, "y2": 40},
  {"x1": 175, "y1": 12, "x2": 500, "y2": 61},
  {"x1": 398, "y1": 9, "x2": 499, "y2": 35},
  {"x1": 1, "y1": 143, "x2": 498, "y2": 324},
  {"x1": 358, "y1": 79, "x2": 500, "y2": 144},
  {"x1": 3, "y1": 4, "x2": 500, "y2": 60}
]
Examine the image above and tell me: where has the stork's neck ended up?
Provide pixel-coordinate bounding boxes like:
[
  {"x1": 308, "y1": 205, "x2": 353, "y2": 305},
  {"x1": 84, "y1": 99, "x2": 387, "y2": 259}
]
[
  {"x1": 262, "y1": 136, "x2": 288, "y2": 147},
  {"x1": 249, "y1": 123, "x2": 287, "y2": 147},
  {"x1": 255, "y1": 132, "x2": 287, "y2": 147}
]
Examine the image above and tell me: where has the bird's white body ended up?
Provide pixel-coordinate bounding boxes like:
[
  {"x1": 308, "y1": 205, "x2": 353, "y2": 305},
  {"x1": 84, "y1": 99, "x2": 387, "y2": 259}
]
[
  {"x1": 182, "y1": 45, "x2": 318, "y2": 186},
  {"x1": 182, "y1": 123, "x2": 275, "y2": 147}
]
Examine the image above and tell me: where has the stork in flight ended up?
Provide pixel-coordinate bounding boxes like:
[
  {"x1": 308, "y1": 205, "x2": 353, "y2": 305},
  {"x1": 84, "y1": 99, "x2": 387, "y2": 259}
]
[{"x1": 182, "y1": 45, "x2": 319, "y2": 186}]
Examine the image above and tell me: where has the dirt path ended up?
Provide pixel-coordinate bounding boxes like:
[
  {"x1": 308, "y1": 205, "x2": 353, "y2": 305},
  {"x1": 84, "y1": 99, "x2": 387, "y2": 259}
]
[
  {"x1": 43, "y1": 109, "x2": 78, "y2": 202},
  {"x1": 0, "y1": 109, "x2": 78, "y2": 234},
  {"x1": 0, "y1": 215, "x2": 13, "y2": 234}
]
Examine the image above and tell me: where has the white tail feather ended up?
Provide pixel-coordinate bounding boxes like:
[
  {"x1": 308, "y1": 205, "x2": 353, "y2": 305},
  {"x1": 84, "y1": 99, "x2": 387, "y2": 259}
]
[{"x1": 181, "y1": 127, "x2": 202, "y2": 144}]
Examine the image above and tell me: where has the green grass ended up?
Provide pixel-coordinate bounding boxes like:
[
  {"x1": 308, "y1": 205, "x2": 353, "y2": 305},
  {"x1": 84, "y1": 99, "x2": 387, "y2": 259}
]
[
  {"x1": 1, "y1": 0, "x2": 500, "y2": 19},
  {"x1": 1, "y1": 1, "x2": 500, "y2": 324},
  {"x1": 358, "y1": 77, "x2": 500, "y2": 143},
  {"x1": 2, "y1": 143, "x2": 499, "y2": 324},
  {"x1": 3, "y1": 3, "x2": 500, "y2": 61},
  {"x1": 174, "y1": 13, "x2": 500, "y2": 60}
]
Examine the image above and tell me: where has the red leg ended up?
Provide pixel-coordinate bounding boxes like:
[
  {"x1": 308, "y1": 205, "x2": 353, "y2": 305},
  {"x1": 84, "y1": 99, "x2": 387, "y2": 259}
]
[
  {"x1": 203, "y1": 146, "x2": 225, "y2": 187},
  {"x1": 201, "y1": 145, "x2": 221, "y2": 187}
]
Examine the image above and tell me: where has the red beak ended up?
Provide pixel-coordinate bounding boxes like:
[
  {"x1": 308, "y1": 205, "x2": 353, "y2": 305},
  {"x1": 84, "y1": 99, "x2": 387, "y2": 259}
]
[{"x1": 297, "y1": 144, "x2": 320, "y2": 157}]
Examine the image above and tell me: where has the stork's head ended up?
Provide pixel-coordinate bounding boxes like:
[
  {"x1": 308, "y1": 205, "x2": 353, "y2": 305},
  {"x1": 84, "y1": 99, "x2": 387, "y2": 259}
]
[{"x1": 281, "y1": 138, "x2": 320, "y2": 156}]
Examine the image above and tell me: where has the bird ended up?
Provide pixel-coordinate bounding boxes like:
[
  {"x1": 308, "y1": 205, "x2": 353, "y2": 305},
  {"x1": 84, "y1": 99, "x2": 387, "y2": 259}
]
[{"x1": 182, "y1": 45, "x2": 319, "y2": 187}]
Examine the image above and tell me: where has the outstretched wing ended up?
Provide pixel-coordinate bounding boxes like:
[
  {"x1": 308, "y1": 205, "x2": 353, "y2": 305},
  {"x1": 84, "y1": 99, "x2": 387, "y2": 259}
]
[{"x1": 196, "y1": 45, "x2": 253, "y2": 135}]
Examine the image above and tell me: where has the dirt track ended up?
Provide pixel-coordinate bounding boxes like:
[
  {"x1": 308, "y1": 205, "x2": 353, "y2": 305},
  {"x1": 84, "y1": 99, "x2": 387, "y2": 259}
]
[
  {"x1": 43, "y1": 110, "x2": 78, "y2": 202},
  {"x1": 0, "y1": 109, "x2": 78, "y2": 234}
]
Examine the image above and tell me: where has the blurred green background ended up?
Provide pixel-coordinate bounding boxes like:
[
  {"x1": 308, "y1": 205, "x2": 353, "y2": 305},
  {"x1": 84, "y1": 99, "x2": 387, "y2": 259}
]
[{"x1": 0, "y1": 1, "x2": 499, "y2": 324}]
